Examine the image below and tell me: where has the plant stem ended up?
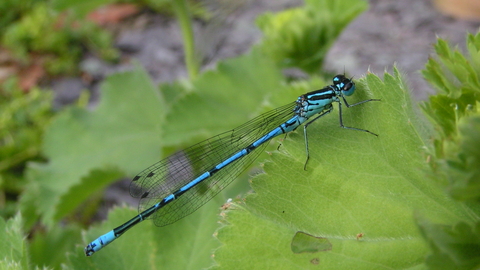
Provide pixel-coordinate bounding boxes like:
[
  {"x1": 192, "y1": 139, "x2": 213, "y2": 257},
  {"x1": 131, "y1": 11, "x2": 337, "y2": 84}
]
[{"x1": 172, "y1": 0, "x2": 199, "y2": 79}]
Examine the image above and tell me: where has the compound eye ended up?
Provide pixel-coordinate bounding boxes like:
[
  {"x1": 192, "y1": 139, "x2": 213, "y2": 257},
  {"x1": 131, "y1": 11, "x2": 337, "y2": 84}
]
[
  {"x1": 342, "y1": 80, "x2": 355, "y2": 96},
  {"x1": 343, "y1": 81, "x2": 353, "y2": 91}
]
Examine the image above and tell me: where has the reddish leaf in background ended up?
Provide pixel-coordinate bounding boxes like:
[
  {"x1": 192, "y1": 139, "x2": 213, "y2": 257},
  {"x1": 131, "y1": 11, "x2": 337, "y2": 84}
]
[
  {"x1": 19, "y1": 55, "x2": 45, "y2": 92},
  {"x1": 0, "y1": 48, "x2": 46, "y2": 92},
  {"x1": 87, "y1": 4, "x2": 140, "y2": 26}
]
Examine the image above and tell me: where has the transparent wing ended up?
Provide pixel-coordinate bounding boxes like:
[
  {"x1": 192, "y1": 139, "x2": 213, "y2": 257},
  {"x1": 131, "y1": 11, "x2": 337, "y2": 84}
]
[{"x1": 129, "y1": 102, "x2": 298, "y2": 227}]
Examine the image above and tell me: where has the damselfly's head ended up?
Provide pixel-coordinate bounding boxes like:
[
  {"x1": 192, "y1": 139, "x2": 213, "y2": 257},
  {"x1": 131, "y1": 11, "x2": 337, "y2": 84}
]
[{"x1": 333, "y1": 75, "x2": 355, "y2": 96}]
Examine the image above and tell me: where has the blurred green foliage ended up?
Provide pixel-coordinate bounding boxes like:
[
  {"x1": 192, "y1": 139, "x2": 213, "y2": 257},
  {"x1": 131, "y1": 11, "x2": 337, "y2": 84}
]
[
  {"x1": 51, "y1": 0, "x2": 210, "y2": 20},
  {"x1": 0, "y1": 0, "x2": 213, "y2": 81},
  {"x1": 0, "y1": 0, "x2": 43, "y2": 35},
  {"x1": 1, "y1": 0, "x2": 118, "y2": 76},
  {"x1": 419, "y1": 32, "x2": 480, "y2": 270},
  {"x1": 0, "y1": 79, "x2": 53, "y2": 219}
]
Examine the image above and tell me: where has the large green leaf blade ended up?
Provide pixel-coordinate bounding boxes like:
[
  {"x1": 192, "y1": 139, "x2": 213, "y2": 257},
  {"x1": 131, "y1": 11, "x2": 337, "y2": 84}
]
[{"x1": 213, "y1": 69, "x2": 473, "y2": 269}]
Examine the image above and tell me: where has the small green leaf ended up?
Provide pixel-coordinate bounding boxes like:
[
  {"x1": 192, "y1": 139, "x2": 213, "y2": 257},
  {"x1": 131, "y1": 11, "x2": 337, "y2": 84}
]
[
  {"x1": 256, "y1": 0, "x2": 367, "y2": 74},
  {"x1": 421, "y1": 33, "x2": 480, "y2": 162},
  {"x1": 422, "y1": 57, "x2": 457, "y2": 96},
  {"x1": 0, "y1": 214, "x2": 29, "y2": 270}
]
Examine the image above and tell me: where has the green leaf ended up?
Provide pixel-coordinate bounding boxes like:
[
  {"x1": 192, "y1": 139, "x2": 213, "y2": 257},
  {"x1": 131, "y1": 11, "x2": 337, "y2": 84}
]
[
  {"x1": 0, "y1": 214, "x2": 29, "y2": 270},
  {"x1": 213, "y1": 69, "x2": 473, "y2": 269},
  {"x1": 256, "y1": 0, "x2": 367, "y2": 74},
  {"x1": 21, "y1": 66, "x2": 165, "y2": 228},
  {"x1": 29, "y1": 224, "x2": 82, "y2": 270},
  {"x1": 56, "y1": 168, "x2": 124, "y2": 222},
  {"x1": 421, "y1": 33, "x2": 480, "y2": 168}
]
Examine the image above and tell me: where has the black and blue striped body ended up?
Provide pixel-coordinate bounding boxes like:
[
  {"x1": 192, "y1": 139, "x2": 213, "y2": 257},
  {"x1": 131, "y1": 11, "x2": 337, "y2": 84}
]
[{"x1": 85, "y1": 75, "x2": 375, "y2": 256}]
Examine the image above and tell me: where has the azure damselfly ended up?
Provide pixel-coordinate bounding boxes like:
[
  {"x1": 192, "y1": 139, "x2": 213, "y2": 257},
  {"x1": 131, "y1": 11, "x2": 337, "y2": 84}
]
[{"x1": 85, "y1": 75, "x2": 379, "y2": 256}]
